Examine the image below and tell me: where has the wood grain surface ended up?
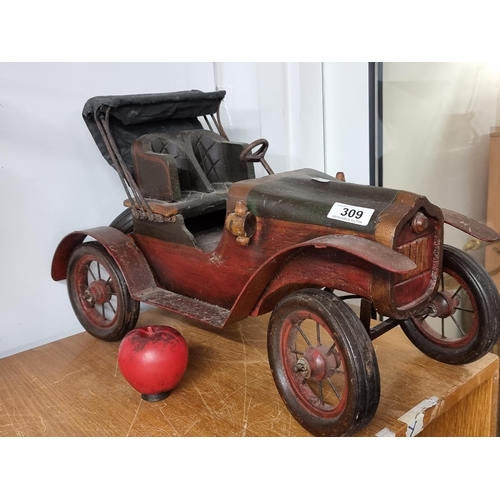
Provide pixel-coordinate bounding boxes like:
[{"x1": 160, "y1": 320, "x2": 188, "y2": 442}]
[{"x1": 0, "y1": 308, "x2": 497, "y2": 437}]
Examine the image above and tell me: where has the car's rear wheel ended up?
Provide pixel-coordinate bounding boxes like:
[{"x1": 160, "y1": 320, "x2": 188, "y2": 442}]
[
  {"x1": 401, "y1": 245, "x2": 500, "y2": 364},
  {"x1": 110, "y1": 208, "x2": 133, "y2": 234},
  {"x1": 268, "y1": 289, "x2": 380, "y2": 436},
  {"x1": 67, "y1": 242, "x2": 140, "y2": 341}
]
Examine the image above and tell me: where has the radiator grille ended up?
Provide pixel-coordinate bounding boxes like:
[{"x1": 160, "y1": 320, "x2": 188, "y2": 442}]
[{"x1": 397, "y1": 237, "x2": 431, "y2": 274}]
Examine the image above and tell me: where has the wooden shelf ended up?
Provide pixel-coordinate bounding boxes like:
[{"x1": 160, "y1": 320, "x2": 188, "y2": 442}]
[{"x1": 0, "y1": 308, "x2": 497, "y2": 437}]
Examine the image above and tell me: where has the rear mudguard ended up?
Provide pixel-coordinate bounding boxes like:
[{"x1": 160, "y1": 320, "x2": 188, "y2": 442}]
[
  {"x1": 442, "y1": 208, "x2": 499, "y2": 242},
  {"x1": 51, "y1": 226, "x2": 157, "y2": 293},
  {"x1": 226, "y1": 234, "x2": 416, "y2": 325}
]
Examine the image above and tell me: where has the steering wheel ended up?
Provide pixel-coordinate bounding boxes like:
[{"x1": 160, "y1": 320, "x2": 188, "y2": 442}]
[
  {"x1": 239, "y1": 138, "x2": 274, "y2": 175},
  {"x1": 240, "y1": 139, "x2": 269, "y2": 162}
]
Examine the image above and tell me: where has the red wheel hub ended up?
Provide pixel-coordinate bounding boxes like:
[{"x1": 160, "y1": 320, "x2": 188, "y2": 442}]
[
  {"x1": 83, "y1": 280, "x2": 111, "y2": 306},
  {"x1": 294, "y1": 345, "x2": 341, "y2": 382},
  {"x1": 425, "y1": 290, "x2": 461, "y2": 318}
]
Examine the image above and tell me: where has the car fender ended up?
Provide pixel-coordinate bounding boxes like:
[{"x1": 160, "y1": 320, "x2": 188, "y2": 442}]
[
  {"x1": 226, "y1": 234, "x2": 416, "y2": 324},
  {"x1": 442, "y1": 208, "x2": 499, "y2": 242},
  {"x1": 51, "y1": 226, "x2": 157, "y2": 294}
]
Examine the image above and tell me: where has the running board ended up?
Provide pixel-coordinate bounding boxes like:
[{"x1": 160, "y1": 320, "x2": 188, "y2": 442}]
[{"x1": 134, "y1": 287, "x2": 230, "y2": 328}]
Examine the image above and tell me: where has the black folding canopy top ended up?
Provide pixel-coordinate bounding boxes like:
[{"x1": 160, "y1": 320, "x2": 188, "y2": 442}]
[
  {"x1": 82, "y1": 89, "x2": 228, "y2": 221},
  {"x1": 82, "y1": 89, "x2": 227, "y2": 173}
]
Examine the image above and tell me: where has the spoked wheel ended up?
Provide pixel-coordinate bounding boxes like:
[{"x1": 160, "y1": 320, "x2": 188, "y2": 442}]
[
  {"x1": 401, "y1": 245, "x2": 500, "y2": 364},
  {"x1": 268, "y1": 289, "x2": 380, "y2": 437},
  {"x1": 67, "y1": 242, "x2": 140, "y2": 341}
]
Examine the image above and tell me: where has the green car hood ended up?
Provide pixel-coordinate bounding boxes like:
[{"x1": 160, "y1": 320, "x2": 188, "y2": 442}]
[{"x1": 245, "y1": 169, "x2": 400, "y2": 235}]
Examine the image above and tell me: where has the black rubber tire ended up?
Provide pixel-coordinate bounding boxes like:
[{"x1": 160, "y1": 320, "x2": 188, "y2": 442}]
[
  {"x1": 401, "y1": 245, "x2": 500, "y2": 364},
  {"x1": 67, "y1": 242, "x2": 140, "y2": 341},
  {"x1": 110, "y1": 208, "x2": 133, "y2": 234},
  {"x1": 268, "y1": 288, "x2": 380, "y2": 437}
]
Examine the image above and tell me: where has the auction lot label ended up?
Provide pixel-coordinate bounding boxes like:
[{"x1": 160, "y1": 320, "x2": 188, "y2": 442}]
[{"x1": 327, "y1": 202, "x2": 375, "y2": 226}]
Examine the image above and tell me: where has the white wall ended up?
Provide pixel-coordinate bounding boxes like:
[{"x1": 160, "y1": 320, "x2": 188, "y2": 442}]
[
  {"x1": 214, "y1": 62, "x2": 325, "y2": 176},
  {"x1": 323, "y1": 62, "x2": 370, "y2": 185},
  {"x1": 215, "y1": 62, "x2": 370, "y2": 180},
  {"x1": 0, "y1": 63, "x2": 215, "y2": 358},
  {"x1": 0, "y1": 62, "x2": 370, "y2": 358}
]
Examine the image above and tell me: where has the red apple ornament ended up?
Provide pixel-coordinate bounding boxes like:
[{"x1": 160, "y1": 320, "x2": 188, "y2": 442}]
[{"x1": 118, "y1": 325, "x2": 189, "y2": 402}]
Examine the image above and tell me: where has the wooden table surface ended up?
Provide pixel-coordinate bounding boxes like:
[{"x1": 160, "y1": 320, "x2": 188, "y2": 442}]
[{"x1": 0, "y1": 307, "x2": 498, "y2": 437}]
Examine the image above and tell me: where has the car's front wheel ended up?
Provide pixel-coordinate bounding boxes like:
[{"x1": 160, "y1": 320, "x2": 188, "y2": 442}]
[
  {"x1": 267, "y1": 289, "x2": 380, "y2": 436},
  {"x1": 401, "y1": 245, "x2": 500, "y2": 364}
]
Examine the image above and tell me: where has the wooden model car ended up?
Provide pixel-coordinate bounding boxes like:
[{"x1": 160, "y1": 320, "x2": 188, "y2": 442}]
[{"x1": 51, "y1": 90, "x2": 500, "y2": 436}]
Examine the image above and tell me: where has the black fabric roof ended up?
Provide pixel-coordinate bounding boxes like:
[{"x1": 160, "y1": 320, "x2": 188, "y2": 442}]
[{"x1": 82, "y1": 89, "x2": 226, "y2": 171}]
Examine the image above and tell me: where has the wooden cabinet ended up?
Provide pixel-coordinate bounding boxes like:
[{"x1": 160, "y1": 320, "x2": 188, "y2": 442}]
[
  {"x1": 0, "y1": 308, "x2": 497, "y2": 437},
  {"x1": 358, "y1": 325, "x2": 498, "y2": 437}
]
